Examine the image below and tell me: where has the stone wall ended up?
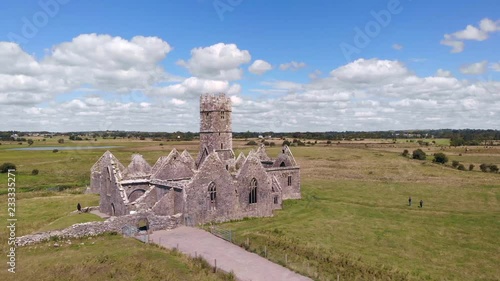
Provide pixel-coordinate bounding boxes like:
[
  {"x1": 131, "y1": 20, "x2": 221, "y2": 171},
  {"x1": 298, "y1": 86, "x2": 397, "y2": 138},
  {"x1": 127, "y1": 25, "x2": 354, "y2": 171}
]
[
  {"x1": 185, "y1": 153, "x2": 237, "y2": 224},
  {"x1": 16, "y1": 212, "x2": 182, "y2": 247},
  {"x1": 267, "y1": 167, "x2": 301, "y2": 199}
]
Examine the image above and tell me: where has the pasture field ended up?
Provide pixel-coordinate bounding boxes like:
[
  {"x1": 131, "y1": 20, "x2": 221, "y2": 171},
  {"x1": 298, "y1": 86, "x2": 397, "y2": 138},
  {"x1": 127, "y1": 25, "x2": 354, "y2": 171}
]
[{"x1": 0, "y1": 137, "x2": 499, "y2": 280}]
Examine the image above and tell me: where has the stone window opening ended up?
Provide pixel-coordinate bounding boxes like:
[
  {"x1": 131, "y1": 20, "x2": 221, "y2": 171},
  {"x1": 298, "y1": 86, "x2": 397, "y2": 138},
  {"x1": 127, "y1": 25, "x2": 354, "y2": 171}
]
[
  {"x1": 288, "y1": 175, "x2": 292, "y2": 186},
  {"x1": 249, "y1": 178, "x2": 257, "y2": 204},
  {"x1": 226, "y1": 165, "x2": 229, "y2": 170},
  {"x1": 208, "y1": 182, "x2": 216, "y2": 210},
  {"x1": 280, "y1": 161, "x2": 286, "y2": 167},
  {"x1": 274, "y1": 196, "x2": 279, "y2": 204},
  {"x1": 220, "y1": 111, "x2": 225, "y2": 119},
  {"x1": 221, "y1": 143, "x2": 223, "y2": 149}
]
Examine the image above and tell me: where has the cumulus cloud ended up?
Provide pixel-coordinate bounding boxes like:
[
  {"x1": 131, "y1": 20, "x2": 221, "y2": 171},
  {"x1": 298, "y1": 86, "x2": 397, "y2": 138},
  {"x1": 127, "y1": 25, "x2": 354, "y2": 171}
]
[
  {"x1": 248, "y1": 59, "x2": 272, "y2": 75},
  {"x1": 459, "y1": 61, "x2": 488, "y2": 75},
  {"x1": 441, "y1": 18, "x2": 500, "y2": 53},
  {"x1": 148, "y1": 77, "x2": 231, "y2": 97},
  {"x1": 0, "y1": 34, "x2": 175, "y2": 106},
  {"x1": 177, "y1": 43, "x2": 251, "y2": 81},
  {"x1": 436, "y1": 69, "x2": 453, "y2": 77},
  {"x1": 330, "y1": 58, "x2": 410, "y2": 83},
  {"x1": 279, "y1": 61, "x2": 306, "y2": 71},
  {"x1": 1, "y1": 35, "x2": 499, "y2": 132}
]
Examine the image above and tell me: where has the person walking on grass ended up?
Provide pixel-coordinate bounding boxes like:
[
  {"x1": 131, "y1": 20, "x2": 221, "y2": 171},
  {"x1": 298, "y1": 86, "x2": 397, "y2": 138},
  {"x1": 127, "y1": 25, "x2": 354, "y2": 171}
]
[
  {"x1": 419, "y1": 199, "x2": 423, "y2": 208},
  {"x1": 408, "y1": 196, "x2": 412, "y2": 206}
]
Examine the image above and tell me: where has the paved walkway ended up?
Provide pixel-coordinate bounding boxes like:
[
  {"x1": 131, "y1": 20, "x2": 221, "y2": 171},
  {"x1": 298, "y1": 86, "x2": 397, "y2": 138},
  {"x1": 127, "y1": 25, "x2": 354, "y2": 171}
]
[{"x1": 150, "y1": 226, "x2": 312, "y2": 281}]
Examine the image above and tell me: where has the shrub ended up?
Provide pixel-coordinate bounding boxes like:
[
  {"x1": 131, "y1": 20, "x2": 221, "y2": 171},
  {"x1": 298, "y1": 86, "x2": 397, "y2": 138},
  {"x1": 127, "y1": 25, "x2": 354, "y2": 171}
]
[
  {"x1": 469, "y1": 164, "x2": 474, "y2": 171},
  {"x1": 282, "y1": 140, "x2": 291, "y2": 146},
  {"x1": 326, "y1": 140, "x2": 332, "y2": 145},
  {"x1": 31, "y1": 169, "x2": 39, "y2": 175},
  {"x1": 479, "y1": 163, "x2": 488, "y2": 172},
  {"x1": 270, "y1": 142, "x2": 276, "y2": 147},
  {"x1": 27, "y1": 139, "x2": 34, "y2": 146},
  {"x1": 451, "y1": 160, "x2": 460, "y2": 168},
  {"x1": 402, "y1": 149, "x2": 409, "y2": 157},
  {"x1": 412, "y1": 149, "x2": 426, "y2": 160},
  {"x1": 52, "y1": 149, "x2": 59, "y2": 153},
  {"x1": 490, "y1": 164, "x2": 499, "y2": 173},
  {"x1": 457, "y1": 164, "x2": 466, "y2": 171},
  {"x1": 433, "y1": 152, "x2": 448, "y2": 164},
  {"x1": 58, "y1": 138, "x2": 64, "y2": 144},
  {"x1": 246, "y1": 140, "x2": 258, "y2": 146},
  {"x1": 0, "y1": 163, "x2": 16, "y2": 173}
]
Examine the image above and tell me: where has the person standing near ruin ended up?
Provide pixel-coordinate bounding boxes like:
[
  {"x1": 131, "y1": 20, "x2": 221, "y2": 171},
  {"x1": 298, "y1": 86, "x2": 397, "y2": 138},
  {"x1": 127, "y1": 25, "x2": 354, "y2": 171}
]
[
  {"x1": 408, "y1": 196, "x2": 412, "y2": 206},
  {"x1": 419, "y1": 200, "x2": 423, "y2": 208}
]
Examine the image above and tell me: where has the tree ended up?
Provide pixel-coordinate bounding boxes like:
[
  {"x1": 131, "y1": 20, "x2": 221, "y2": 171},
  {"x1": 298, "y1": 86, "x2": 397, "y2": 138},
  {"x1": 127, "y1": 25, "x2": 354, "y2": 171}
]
[
  {"x1": 27, "y1": 139, "x2": 34, "y2": 146},
  {"x1": 457, "y1": 164, "x2": 466, "y2": 171},
  {"x1": 246, "y1": 140, "x2": 257, "y2": 145},
  {"x1": 451, "y1": 160, "x2": 460, "y2": 168},
  {"x1": 58, "y1": 138, "x2": 64, "y2": 144},
  {"x1": 0, "y1": 163, "x2": 16, "y2": 173},
  {"x1": 412, "y1": 149, "x2": 426, "y2": 160},
  {"x1": 469, "y1": 164, "x2": 474, "y2": 171},
  {"x1": 433, "y1": 152, "x2": 448, "y2": 164},
  {"x1": 402, "y1": 149, "x2": 409, "y2": 157},
  {"x1": 31, "y1": 169, "x2": 39, "y2": 175}
]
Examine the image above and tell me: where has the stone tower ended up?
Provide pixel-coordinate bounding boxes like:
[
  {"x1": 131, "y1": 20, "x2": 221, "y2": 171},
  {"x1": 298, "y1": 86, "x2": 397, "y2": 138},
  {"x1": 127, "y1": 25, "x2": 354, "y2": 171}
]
[{"x1": 196, "y1": 93, "x2": 233, "y2": 167}]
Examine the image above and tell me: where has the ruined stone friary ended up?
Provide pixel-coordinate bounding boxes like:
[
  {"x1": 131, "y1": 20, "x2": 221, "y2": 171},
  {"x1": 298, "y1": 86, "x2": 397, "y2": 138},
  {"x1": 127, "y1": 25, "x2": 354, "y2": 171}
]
[{"x1": 89, "y1": 93, "x2": 301, "y2": 224}]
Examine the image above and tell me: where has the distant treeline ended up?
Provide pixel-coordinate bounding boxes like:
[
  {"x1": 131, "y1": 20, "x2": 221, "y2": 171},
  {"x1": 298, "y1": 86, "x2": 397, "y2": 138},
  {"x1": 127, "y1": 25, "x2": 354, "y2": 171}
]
[{"x1": 1, "y1": 129, "x2": 499, "y2": 146}]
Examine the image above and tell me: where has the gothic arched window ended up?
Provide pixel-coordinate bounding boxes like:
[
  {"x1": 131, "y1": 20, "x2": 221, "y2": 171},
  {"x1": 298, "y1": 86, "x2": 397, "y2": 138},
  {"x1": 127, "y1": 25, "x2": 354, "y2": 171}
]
[
  {"x1": 249, "y1": 178, "x2": 257, "y2": 204},
  {"x1": 208, "y1": 182, "x2": 216, "y2": 210}
]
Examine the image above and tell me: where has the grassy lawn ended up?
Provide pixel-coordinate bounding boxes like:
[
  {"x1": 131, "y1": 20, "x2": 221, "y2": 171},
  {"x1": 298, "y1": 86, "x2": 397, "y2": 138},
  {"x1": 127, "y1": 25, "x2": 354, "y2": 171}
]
[
  {"x1": 0, "y1": 234, "x2": 235, "y2": 281},
  {"x1": 1, "y1": 139, "x2": 499, "y2": 280},
  {"x1": 221, "y1": 145, "x2": 500, "y2": 280}
]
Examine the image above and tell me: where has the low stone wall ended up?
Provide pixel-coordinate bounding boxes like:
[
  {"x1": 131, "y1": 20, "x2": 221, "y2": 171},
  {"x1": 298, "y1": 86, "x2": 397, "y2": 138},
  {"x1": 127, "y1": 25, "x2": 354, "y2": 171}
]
[{"x1": 16, "y1": 212, "x2": 182, "y2": 247}]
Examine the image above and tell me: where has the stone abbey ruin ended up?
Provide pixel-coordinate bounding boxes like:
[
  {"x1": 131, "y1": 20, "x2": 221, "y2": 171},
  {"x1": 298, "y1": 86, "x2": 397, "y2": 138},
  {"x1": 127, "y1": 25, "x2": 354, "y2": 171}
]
[{"x1": 89, "y1": 93, "x2": 301, "y2": 224}]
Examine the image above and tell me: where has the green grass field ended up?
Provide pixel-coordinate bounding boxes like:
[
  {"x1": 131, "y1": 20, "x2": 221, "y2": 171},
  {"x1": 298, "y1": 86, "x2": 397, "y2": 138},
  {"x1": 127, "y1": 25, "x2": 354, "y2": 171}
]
[
  {"x1": 0, "y1": 233, "x2": 235, "y2": 281},
  {"x1": 1, "y1": 138, "x2": 499, "y2": 280}
]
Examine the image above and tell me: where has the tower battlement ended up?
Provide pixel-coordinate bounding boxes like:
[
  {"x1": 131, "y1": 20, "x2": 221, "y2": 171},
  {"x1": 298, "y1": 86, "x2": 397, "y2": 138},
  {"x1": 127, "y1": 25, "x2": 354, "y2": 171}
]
[{"x1": 200, "y1": 93, "x2": 231, "y2": 112}]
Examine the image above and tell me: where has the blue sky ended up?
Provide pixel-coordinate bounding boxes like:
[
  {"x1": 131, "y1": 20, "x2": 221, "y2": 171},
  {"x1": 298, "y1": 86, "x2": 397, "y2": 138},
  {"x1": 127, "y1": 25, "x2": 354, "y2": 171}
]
[{"x1": 0, "y1": 0, "x2": 499, "y2": 132}]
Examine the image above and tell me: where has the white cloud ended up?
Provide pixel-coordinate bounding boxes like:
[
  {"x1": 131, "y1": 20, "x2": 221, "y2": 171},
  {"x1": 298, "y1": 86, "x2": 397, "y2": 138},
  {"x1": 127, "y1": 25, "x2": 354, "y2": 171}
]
[
  {"x1": 308, "y1": 70, "x2": 322, "y2": 80},
  {"x1": 441, "y1": 18, "x2": 500, "y2": 53},
  {"x1": 248, "y1": 59, "x2": 272, "y2": 75},
  {"x1": 436, "y1": 69, "x2": 453, "y2": 77},
  {"x1": 279, "y1": 61, "x2": 306, "y2": 71},
  {"x1": 459, "y1": 61, "x2": 488, "y2": 75},
  {"x1": 490, "y1": 62, "x2": 500, "y2": 72},
  {"x1": 330, "y1": 58, "x2": 410, "y2": 83},
  {"x1": 392, "y1": 44, "x2": 403, "y2": 50},
  {"x1": 0, "y1": 34, "x2": 175, "y2": 105},
  {"x1": 1, "y1": 34, "x2": 499, "y2": 132},
  {"x1": 149, "y1": 77, "x2": 231, "y2": 98},
  {"x1": 177, "y1": 43, "x2": 251, "y2": 81}
]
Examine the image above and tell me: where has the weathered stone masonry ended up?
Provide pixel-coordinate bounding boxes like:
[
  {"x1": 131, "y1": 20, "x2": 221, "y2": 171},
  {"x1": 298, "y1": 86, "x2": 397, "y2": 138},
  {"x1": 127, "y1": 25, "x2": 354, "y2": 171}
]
[{"x1": 90, "y1": 93, "x2": 301, "y2": 225}]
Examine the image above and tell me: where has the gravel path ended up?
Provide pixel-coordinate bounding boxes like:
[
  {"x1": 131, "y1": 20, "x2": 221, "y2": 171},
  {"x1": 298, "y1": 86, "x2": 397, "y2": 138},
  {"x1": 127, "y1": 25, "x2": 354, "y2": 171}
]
[{"x1": 150, "y1": 226, "x2": 312, "y2": 281}]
